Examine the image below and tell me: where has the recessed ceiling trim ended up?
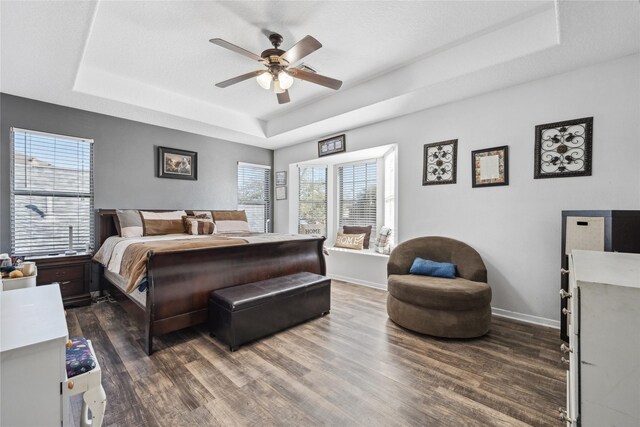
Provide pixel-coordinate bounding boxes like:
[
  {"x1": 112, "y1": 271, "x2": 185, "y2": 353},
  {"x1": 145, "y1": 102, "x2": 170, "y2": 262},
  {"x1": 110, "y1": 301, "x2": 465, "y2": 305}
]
[
  {"x1": 74, "y1": 63, "x2": 267, "y2": 138},
  {"x1": 266, "y1": 4, "x2": 560, "y2": 139}
]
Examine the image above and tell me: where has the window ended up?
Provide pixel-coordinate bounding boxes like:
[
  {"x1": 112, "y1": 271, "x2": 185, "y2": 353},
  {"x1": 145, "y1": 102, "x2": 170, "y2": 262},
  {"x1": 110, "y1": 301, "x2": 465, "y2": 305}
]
[
  {"x1": 237, "y1": 162, "x2": 271, "y2": 232},
  {"x1": 383, "y1": 148, "x2": 396, "y2": 246},
  {"x1": 10, "y1": 128, "x2": 94, "y2": 256},
  {"x1": 298, "y1": 166, "x2": 327, "y2": 235},
  {"x1": 338, "y1": 160, "x2": 377, "y2": 233}
]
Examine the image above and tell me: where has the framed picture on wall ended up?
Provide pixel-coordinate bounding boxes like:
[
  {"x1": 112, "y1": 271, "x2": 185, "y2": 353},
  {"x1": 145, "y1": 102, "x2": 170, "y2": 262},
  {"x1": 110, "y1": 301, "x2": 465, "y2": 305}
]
[
  {"x1": 157, "y1": 146, "x2": 198, "y2": 180},
  {"x1": 472, "y1": 145, "x2": 509, "y2": 188},
  {"x1": 276, "y1": 186, "x2": 287, "y2": 200},
  {"x1": 422, "y1": 139, "x2": 458, "y2": 185},
  {"x1": 534, "y1": 117, "x2": 593, "y2": 179},
  {"x1": 318, "y1": 134, "x2": 346, "y2": 157},
  {"x1": 275, "y1": 171, "x2": 287, "y2": 186}
]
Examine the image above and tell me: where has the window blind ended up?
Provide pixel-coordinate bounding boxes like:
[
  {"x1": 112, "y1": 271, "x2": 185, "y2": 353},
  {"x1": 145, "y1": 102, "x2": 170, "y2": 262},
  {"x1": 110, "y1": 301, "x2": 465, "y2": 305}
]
[
  {"x1": 338, "y1": 161, "x2": 377, "y2": 233},
  {"x1": 10, "y1": 128, "x2": 94, "y2": 256},
  {"x1": 298, "y1": 166, "x2": 327, "y2": 235},
  {"x1": 237, "y1": 162, "x2": 271, "y2": 232}
]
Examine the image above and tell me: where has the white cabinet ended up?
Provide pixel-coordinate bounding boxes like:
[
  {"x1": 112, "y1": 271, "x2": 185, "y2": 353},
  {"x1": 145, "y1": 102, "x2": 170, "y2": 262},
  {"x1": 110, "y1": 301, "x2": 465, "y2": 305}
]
[
  {"x1": 564, "y1": 250, "x2": 640, "y2": 426},
  {"x1": 1, "y1": 284, "x2": 69, "y2": 426}
]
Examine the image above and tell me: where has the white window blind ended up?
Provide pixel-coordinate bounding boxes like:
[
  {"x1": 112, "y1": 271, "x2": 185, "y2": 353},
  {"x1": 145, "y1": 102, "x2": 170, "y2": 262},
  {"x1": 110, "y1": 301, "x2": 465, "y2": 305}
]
[
  {"x1": 298, "y1": 166, "x2": 327, "y2": 235},
  {"x1": 338, "y1": 160, "x2": 377, "y2": 233},
  {"x1": 10, "y1": 128, "x2": 94, "y2": 256},
  {"x1": 237, "y1": 163, "x2": 271, "y2": 232}
]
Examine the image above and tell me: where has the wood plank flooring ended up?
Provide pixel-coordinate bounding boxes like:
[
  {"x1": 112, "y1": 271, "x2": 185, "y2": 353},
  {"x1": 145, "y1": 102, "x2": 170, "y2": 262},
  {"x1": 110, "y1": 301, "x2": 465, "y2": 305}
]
[{"x1": 67, "y1": 280, "x2": 565, "y2": 426}]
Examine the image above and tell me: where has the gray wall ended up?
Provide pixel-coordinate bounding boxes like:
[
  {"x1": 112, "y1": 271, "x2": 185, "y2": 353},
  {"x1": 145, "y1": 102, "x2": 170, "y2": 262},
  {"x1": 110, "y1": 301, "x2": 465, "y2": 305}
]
[{"x1": 0, "y1": 93, "x2": 273, "y2": 253}]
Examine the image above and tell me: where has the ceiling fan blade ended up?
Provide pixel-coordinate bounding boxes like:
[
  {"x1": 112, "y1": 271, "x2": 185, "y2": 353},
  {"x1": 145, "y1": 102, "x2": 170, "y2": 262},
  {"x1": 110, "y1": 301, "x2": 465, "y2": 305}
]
[
  {"x1": 209, "y1": 38, "x2": 266, "y2": 63},
  {"x1": 279, "y1": 35, "x2": 322, "y2": 65},
  {"x1": 215, "y1": 70, "x2": 264, "y2": 88},
  {"x1": 289, "y1": 68, "x2": 342, "y2": 90},
  {"x1": 277, "y1": 90, "x2": 291, "y2": 104}
]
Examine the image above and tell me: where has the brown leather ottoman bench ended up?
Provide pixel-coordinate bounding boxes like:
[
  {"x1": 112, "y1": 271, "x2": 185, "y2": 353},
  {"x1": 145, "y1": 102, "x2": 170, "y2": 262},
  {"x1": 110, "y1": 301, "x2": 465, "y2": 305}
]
[{"x1": 208, "y1": 272, "x2": 331, "y2": 351}]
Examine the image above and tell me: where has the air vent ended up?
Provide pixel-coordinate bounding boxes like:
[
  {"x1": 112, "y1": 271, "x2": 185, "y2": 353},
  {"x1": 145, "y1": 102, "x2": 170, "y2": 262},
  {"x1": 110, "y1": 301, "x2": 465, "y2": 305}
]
[{"x1": 297, "y1": 63, "x2": 317, "y2": 73}]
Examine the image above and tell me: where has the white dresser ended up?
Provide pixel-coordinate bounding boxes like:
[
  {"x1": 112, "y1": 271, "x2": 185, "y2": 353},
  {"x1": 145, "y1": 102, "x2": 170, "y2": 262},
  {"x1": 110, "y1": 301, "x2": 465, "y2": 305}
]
[
  {"x1": 563, "y1": 250, "x2": 640, "y2": 426},
  {"x1": 1, "y1": 284, "x2": 69, "y2": 426}
]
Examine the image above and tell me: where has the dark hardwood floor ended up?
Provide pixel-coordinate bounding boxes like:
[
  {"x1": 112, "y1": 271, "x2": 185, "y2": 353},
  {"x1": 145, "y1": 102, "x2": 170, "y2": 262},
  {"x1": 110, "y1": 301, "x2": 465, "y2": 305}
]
[{"x1": 67, "y1": 280, "x2": 565, "y2": 426}]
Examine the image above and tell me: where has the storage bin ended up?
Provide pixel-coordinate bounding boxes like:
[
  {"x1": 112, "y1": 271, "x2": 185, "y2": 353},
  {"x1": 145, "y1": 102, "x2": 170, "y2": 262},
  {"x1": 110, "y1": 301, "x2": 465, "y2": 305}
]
[{"x1": 1, "y1": 270, "x2": 38, "y2": 291}]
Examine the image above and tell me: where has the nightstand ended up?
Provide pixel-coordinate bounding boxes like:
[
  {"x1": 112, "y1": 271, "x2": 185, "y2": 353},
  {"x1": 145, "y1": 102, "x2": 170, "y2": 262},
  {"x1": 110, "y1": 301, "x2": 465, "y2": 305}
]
[{"x1": 27, "y1": 253, "x2": 92, "y2": 307}]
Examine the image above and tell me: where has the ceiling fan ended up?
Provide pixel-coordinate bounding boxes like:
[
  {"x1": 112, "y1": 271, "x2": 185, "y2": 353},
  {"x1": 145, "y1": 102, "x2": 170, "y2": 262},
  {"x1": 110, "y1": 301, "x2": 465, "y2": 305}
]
[{"x1": 209, "y1": 33, "x2": 343, "y2": 104}]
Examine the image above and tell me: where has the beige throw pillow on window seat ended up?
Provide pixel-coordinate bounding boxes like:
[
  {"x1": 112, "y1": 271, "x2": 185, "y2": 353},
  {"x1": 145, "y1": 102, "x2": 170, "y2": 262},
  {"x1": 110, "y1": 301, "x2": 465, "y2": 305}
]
[{"x1": 334, "y1": 232, "x2": 366, "y2": 250}]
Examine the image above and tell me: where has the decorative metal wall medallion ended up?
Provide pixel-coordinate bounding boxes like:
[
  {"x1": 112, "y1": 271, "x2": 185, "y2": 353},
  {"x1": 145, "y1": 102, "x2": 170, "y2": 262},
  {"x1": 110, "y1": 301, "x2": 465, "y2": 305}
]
[
  {"x1": 534, "y1": 117, "x2": 593, "y2": 179},
  {"x1": 423, "y1": 139, "x2": 458, "y2": 185}
]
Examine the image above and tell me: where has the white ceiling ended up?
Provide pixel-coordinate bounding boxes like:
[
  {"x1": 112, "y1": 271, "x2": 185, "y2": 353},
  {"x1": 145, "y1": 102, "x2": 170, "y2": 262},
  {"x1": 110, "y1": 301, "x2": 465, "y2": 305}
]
[{"x1": 1, "y1": 1, "x2": 639, "y2": 150}]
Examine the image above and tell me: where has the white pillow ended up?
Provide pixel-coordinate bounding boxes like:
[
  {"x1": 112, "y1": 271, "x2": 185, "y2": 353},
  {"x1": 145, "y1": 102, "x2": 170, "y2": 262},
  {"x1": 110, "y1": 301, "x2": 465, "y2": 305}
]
[{"x1": 215, "y1": 220, "x2": 251, "y2": 233}]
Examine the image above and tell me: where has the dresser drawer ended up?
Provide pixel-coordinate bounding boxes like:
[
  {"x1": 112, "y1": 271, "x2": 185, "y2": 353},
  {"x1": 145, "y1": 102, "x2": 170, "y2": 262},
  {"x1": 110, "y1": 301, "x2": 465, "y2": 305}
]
[{"x1": 37, "y1": 265, "x2": 85, "y2": 284}]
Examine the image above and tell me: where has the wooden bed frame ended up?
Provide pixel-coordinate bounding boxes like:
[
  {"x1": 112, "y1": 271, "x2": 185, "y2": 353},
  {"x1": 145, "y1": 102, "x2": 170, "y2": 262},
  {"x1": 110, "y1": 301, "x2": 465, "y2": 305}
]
[{"x1": 95, "y1": 209, "x2": 326, "y2": 355}]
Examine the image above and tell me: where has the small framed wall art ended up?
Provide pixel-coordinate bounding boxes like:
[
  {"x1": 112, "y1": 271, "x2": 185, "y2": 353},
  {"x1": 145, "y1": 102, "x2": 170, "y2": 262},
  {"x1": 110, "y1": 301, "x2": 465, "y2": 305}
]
[
  {"x1": 157, "y1": 146, "x2": 198, "y2": 180},
  {"x1": 318, "y1": 134, "x2": 346, "y2": 157},
  {"x1": 472, "y1": 145, "x2": 509, "y2": 188},
  {"x1": 276, "y1": 186, "x2": 287, "y2": 201},
  {"x1": 423, "y1": 139, "x2": 458, "y2": 185},
  {"x1": 534, "y1": 117, "x2": 593, "y2": 179},
  {"x1": 275, "y1": 171, "x2": 287, "y2": 186}
]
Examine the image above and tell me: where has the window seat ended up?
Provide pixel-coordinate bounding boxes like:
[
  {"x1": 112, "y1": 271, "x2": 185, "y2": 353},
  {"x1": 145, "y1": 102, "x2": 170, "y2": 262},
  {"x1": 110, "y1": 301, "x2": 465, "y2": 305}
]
[
  {"x1": 325, "y1": 246, "x2": 389, "y2": 289},
  {"x1": 326, "y1": 246, "x2": 389, "y2": 258}
]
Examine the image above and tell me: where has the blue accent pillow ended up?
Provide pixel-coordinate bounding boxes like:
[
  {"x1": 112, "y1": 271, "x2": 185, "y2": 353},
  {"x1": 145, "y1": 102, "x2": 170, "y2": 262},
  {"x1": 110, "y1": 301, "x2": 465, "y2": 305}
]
[{"x1": 409, "y1": 258, "x2": 457, "y2": 279}]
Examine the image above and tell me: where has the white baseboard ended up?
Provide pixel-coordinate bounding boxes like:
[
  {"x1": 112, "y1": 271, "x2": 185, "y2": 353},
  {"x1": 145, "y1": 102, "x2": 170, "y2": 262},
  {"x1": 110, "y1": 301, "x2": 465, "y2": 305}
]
[
  {"x1": 328, "y1": 273, "x2": 387, "y2": 290},
  {"x1": 491, "y1": 307, "x2": 559, "y2": 329}
]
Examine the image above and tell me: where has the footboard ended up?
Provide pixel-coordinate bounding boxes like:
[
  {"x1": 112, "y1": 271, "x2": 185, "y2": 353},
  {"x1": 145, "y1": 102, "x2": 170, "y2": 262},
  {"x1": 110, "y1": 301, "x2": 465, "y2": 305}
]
[{"x1": 143, "y1": 237, "x2": 326, "y2": 354}]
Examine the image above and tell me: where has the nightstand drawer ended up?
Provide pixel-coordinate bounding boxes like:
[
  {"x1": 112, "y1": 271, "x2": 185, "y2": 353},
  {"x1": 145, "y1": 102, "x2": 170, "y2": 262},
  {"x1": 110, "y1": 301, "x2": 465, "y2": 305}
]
[
  {"x1": 58, "y1": 279, "x2": 85, "y2": 298},
  {"x1": 27, "y1": 253, "x2": 92, "y2": 308},
  {"x1": 37, "y1": 265, "x2": 85, "y2": 284}
]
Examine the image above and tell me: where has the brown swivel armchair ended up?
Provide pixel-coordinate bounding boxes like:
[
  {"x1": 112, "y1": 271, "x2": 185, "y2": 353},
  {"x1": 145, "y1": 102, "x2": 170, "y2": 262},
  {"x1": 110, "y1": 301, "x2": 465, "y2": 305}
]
[{"x1": 387, "y1": 236, "x2": 492, "y2": 338}]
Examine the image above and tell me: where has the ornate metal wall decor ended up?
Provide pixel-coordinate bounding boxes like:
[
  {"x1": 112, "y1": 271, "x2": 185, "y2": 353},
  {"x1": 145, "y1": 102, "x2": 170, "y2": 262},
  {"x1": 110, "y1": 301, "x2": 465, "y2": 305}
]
[
  {"x1": 534, "y1": 117, "x2": 593, "y2": 179},
  {"x1": 423, "y1": 139, "x2": 458, "y2": 185}
]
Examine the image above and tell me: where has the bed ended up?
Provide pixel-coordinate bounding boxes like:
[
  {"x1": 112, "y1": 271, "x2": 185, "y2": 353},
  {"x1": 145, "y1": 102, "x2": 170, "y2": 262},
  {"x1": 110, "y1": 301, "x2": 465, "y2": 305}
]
[{"x1": 94, "y1": 209, "x2": 326, "y2": 355}]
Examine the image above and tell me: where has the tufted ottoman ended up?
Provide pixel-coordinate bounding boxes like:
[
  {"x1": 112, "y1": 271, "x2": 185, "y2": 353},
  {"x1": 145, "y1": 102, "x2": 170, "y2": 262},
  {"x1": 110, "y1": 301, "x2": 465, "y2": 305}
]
[{"x1": 386, "y1": 237, "x2": 492, "y2": 338}]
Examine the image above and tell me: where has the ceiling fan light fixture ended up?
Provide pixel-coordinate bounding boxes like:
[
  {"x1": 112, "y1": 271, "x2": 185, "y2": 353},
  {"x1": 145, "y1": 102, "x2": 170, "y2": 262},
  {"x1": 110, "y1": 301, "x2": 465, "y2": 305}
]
[
  {"x1": 256, "y1": 72, "x2": 272, "y2": 90},
  {"x1": 273, "y1": 79, "x2": 285, "y2": 94},
  {"x1": 278, "y1": 70, "x2": 294, "y2": 90}
]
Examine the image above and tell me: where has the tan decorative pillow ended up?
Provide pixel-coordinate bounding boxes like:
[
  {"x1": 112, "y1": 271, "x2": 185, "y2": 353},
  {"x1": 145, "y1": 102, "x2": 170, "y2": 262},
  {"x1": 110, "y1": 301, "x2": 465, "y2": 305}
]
[
  {"x1": 213, "y1": 210, "x2": 251, "y2": 233},
  {"x1": 343, "y1": 225, "x2": 373, "y2": 249},
  {"x1": 191, "y1": 210, "x2": 213, "y2": 220},
  {"x1": 212, "y1": 210, "x2": 248, "y2": 221},
  {"x1": 140, "y1": 210, "x2": 187, "y2": 235},
  {"x1": 184, "y1": 217, "x2": 216, "y2": 235},
  {"x1": 183, "y1": 216, "x2": 216, "y2": 235},
  {"x1": 334, "y1": 232, "x2": 366, "y2": 250}
]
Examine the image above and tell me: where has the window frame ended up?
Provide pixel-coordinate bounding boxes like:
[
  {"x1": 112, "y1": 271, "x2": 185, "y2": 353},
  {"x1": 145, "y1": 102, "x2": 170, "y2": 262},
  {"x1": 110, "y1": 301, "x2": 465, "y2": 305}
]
[
  {"x1": 237, "y1": 161, "x2": 272, "y2": 233},
  {"x1": 335, "y1": 158, "x2": 380, "y2": 243},
  {"x1": 297, "y1": 164, "x2": 328, "y2": 235},
  {"x1": 10, "y1": 127, "x2": 95, "y2": 256},
  {"x1": 292, "y1": 144, "x2": 398, "y2": 251}
]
